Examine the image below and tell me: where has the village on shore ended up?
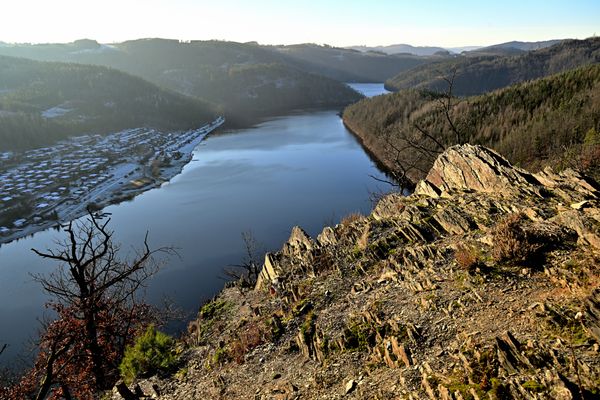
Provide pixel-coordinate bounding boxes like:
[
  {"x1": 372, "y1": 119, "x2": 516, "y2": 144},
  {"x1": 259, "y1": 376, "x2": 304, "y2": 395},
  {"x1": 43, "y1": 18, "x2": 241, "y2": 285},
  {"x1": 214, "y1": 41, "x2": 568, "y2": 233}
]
[{"x1": 0, "y1": 116, "x2": 225, "y2": 245}]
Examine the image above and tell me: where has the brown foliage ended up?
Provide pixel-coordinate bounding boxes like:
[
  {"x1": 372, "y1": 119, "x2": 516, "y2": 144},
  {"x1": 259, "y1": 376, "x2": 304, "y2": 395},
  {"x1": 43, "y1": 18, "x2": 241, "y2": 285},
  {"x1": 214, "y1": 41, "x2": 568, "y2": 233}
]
[
  {"x1": 455, "y1": 244, "x2": 479, "y2": 271},
  {"x1": 491, "y1": 213, "x2": 539, "y2": 264},
  {"x1": 341, "y1": 212, "x2": 364, "y2": 225},
  {"x1": 3, "y1": 301, "x2": 155, "y2": 400},
  {"x1": 229, "y1": 321, "x2": 270, "y2": 364}
]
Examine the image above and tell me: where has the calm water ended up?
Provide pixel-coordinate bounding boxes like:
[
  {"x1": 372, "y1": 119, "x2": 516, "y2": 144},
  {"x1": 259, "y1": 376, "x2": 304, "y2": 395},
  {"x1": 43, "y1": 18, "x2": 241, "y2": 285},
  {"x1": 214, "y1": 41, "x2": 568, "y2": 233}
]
[
  {"x1": 350, "y1": 83, "x2": 390, "y2": 97},
  {"x1": 0, "y1": 83, "x2": 390, "y2": 365}
]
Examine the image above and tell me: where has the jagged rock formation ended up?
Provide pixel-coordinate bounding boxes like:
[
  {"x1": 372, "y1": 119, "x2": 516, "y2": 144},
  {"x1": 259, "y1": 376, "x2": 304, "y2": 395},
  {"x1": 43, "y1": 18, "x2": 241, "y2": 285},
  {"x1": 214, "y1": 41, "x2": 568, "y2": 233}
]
[
  {"x1": 114, "y1": 145, "x2": 600, "y2": 399},
  {"x1": 414, "y1": 144, "x2": 543, "y2": 197}
]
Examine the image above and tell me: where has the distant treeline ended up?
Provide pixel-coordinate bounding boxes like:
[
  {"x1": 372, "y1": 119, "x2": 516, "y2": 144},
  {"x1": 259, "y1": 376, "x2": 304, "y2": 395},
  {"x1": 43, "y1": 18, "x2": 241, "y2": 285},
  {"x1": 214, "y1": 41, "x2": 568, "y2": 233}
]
[
  {"x1": 0, "y1": 55, "x2": 217, "y2": 151},
  {"x1": 270, "y1": 43, "x2": 432, "y2": 82},
  {"x1": 344, "y1": 64, "x2": 600, "y2": 182},
  {"x1": 0, "y1": 113, "x2": 76, "y2": 151}
]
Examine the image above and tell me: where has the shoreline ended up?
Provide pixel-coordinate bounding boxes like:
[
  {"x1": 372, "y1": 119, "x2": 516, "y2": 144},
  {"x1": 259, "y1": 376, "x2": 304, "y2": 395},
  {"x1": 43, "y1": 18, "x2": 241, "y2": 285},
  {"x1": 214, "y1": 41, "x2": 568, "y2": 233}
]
[
  {"x1": 0, "y1": 117, "x2": 225, "y2": 247},
  {"x1": 1, "y1": 112, "x2": 378, "y2": 247},
  {"x1": 341, "y1": 117, "x2": 413, "y2": 190}
]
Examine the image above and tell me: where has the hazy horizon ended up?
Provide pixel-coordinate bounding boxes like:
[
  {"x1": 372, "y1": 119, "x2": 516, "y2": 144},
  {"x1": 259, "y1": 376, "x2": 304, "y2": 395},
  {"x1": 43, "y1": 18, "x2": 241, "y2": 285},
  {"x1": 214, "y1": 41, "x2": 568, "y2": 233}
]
[
  {"x1": 0, "y1": 35, "x2": 588, "y2": 50},
  {"x1": 1, "y1": 0, "x2": 597, "y2": 48}
]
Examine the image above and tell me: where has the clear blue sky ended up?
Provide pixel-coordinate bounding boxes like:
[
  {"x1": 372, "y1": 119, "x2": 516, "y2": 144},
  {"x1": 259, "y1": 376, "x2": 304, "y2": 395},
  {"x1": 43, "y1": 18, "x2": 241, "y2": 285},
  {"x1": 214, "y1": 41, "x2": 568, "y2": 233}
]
[{"x1": 1, "y1": 0, "x2": 598, "y2": 46}]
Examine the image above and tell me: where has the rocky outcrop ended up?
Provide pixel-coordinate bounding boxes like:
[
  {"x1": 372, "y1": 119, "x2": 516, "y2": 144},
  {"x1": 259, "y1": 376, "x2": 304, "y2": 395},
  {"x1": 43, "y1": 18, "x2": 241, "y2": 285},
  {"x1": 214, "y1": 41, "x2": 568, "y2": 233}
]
[
  {"x1": 115, "y1": 145, "x2": 600, "y2": 400},
  {"x1": 585, "y1": 289, "x2": 600, "y2": 342},
  {"x1": 256, "y1": 227, "x2": 318, "y2": 290},
  {"x1": 412, "y1": 144, "x2": 600, "y2": 250},
  {"x1": 254, "y1": 253, "x2": 280, "y2": 290},
  {"x1": 415, "y1": 144, "x2": 542, "y2": 197}
]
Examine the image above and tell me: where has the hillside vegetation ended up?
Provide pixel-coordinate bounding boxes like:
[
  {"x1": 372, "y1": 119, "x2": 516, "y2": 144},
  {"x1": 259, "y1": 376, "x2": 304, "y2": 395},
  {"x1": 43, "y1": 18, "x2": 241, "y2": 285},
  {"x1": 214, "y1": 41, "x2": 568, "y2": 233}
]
[
  {"x1": 0, "y1": 55, "x2": 216, "y2": 151},
  {"x1": 272, "y1": 43, "x2": 433, "y2": 82},
  {"x1": 467, "y1": 39, "x2": 563, "y2": 56},
  {"x1": 385, "y1": 37, "x2": 600, "y2": 95},
  {"x1": 344, "y1": 64, "x2": 600, "y2": 183},
  {"x1": 0, "y1": 40, "x2": 369, "y2": 124}
]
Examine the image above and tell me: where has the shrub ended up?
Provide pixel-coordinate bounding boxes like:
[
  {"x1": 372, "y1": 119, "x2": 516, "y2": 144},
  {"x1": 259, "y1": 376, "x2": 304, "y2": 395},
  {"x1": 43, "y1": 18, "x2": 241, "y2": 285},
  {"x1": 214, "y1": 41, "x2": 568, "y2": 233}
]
[
  {"x1": 119, "y1": 325, "x2": 177, "y2": 383},
  {"x1": 491, "y1": 213, "x2": 539, "y2": 264},
  {"x1": 455, "y1": 244, "x2": 480, "y2": 271},
  {"x1": 212, "y1": 346, "x2": 229, "y2": 366},
  {"x1": 341, "y1": 212, "x2": 364, "y2": 225},
  {"x1": 229, "y1": 321, "x2": 267, "y2": 364}
]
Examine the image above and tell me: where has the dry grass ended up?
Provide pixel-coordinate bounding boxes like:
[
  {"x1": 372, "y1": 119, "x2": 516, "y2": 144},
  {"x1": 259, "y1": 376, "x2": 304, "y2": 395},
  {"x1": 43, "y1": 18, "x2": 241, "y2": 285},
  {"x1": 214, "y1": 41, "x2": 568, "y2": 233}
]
[
  {"x1": 455, "y1": 244, "x2": 480, "y2": 271},
  {"x1": 340, "y1": 212, "x2": 364, "y2": 226},
  {"x1": 357, "y1": 223, "x2": 371, "y2": 251},
  {"x1": 491, "y1": 213, "x2": 539, "y2": 264},
  {"x1": 229, "y1": 321, "x2": 269, "y2": 364}
]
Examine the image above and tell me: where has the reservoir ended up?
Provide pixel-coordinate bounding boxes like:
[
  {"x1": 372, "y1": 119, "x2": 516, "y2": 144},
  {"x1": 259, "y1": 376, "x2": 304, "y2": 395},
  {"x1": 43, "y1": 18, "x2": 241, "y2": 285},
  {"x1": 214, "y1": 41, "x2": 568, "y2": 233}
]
[{"x1": 0, "y1": 83, "x2": 390, "y2": 365}]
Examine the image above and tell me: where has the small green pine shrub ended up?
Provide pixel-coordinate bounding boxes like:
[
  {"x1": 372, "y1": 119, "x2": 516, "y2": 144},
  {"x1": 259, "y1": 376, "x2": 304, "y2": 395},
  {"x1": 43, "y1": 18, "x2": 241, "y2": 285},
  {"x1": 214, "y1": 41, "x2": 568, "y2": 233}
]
[{"x1": 120, "y1": 325, "x2": 178, "y2": 383}]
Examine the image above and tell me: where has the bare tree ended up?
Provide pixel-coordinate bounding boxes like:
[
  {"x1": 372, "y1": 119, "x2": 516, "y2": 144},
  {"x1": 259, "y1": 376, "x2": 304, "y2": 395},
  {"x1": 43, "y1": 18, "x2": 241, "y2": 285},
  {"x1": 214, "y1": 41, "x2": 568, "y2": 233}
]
[
  {"x1": 434, "y1": 68, "x2": 465, "y2": 145},
  {"x1": 369, "y1": 128, "x2": 436, "y2": 189},
  {"x1": 21, "y1": 211, "x2": 172, "y2": 397},
  {"x1": 410, "y1": 68, "x2": 465, "y2": 154},
  {"x1": 223, "y1": 230, "x2": 263, "y2": 286},
  {"x1": 373, "y1": 68, "x2": 465, "y2": 189}
]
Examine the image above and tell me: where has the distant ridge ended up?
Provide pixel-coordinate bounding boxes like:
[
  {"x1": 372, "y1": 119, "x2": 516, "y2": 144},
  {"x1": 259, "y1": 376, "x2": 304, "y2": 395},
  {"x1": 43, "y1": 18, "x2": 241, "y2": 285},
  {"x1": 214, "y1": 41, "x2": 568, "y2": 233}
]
[
  {"x1": 0, "y1": 39, "x2": 363, "y2": 125},
  {"x1": 347, "y1": 39, "x2": 567, "y2": 56},
  {"x1": 346, "y1": 43, "x2": 449, "y2": 56},
  {"x1": 385, "y1": 37, "x2": 600, "y2": 94},
  {"x1": 472, "y1": 39, "x2": 564, "y2": 53}
]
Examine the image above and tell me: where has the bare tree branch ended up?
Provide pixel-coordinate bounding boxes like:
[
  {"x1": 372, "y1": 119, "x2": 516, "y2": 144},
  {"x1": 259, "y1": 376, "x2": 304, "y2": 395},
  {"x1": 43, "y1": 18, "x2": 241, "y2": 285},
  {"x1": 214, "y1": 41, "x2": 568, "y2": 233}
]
[
  {"x1": 27, "y1": 211, "x2": 169, "y2": 393},
  {"x1": 223, "y1": 231, "x2": 264, "y2": 286},
  {"x1": 368, "y1": 69, "x2": 466, "y2": 191}
]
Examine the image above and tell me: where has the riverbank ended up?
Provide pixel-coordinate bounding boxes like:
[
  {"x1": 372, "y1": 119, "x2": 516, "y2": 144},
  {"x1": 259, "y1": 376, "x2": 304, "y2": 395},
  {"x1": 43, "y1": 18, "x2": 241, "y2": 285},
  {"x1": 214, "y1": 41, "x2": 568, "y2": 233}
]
[
  {"x1": 341, "y1": 118, "x2": 414, "y2": 189},
  {"x1": 0, "y1": 117, "x2": 225, "y2": 246}
]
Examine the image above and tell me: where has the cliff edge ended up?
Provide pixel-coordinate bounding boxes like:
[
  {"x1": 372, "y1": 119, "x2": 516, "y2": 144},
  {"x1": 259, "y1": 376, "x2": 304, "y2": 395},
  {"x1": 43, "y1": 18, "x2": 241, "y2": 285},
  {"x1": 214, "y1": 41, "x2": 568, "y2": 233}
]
[{"x1": 116, "y1": 145, "x2": 600, "y2": 399}]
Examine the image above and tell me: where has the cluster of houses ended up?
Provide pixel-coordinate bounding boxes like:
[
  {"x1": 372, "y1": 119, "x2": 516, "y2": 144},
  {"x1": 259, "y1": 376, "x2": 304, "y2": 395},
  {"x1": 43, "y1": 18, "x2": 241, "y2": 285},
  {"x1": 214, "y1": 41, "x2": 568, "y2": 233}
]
[
  {"x1": 0, "y1": 149, "x2": 111, "y2": 233},
  {"x1": 0, "y1": 118, "x2": 225, "y2": 237}
]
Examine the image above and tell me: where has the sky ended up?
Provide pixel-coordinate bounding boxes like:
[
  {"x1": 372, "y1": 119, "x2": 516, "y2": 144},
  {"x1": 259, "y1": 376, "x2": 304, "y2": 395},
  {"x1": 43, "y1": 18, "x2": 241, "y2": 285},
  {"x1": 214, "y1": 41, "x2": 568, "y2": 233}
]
[{"x1": 1, "y1": 0, "x2": 598, "y2": 47}]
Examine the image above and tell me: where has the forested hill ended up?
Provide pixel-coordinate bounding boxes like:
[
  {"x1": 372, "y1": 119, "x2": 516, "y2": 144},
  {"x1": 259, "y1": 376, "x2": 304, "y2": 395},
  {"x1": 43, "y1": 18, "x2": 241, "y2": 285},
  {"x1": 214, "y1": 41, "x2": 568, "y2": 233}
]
[
  {"x1": 0, "y1": 40, "x2": 366, "y2": 124},
  {"x1": 346, "y1": 43, "x2": 449, "y2": 56},
  {"x1": 271, "y1": 43, "x2": 433, "y2": 82},
  {"x1": 467, "y1": 39, "x2": 563, "y2": 56},
  {"x1": 344, "y1": 64, "x2": 600, "y2": 184},
  {"x1": 385, "y1": 37, "x2": 600, "y2": 95},
  {"x1": 0, "y1": 55, "x2": 217, "y2": 151}
]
